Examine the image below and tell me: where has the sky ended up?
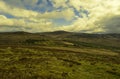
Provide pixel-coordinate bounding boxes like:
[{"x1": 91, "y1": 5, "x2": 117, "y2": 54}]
[{"x1": 0, "y1": 0, "x2": 120, "y2": 33}]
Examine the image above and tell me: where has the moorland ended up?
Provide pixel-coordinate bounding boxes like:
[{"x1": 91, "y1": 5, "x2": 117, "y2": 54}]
[{"x1": 0, "y1": 31, "x2": 120, "y2": 79}]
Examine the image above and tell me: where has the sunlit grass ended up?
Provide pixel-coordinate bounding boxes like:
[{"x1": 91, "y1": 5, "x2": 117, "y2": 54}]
[{"x1": 0, "y1": 47, "x2": 120, "y2": 79}]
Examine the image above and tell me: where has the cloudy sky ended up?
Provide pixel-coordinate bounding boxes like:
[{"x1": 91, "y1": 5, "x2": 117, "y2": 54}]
[{"x1": 0, "y1": 0, "x2": 120, "y2": 33}]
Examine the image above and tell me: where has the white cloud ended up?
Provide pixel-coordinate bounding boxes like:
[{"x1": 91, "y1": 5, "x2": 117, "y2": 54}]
[
  {"x1": 0, "y1": 0, "x2": 75, "y2": 20},
  {"x1": 0, "y1": 14, "x2": 54, "y2": 32},
  {"x1": 69, "y1": 0, "x2": 81, "y2": 11},
  {"x1": 0, "y1": 1, "x2": 38, "y2": 18},
  {"x1": 0, "y1": 15, "x2": 13, "y2": 25},
  {"x1": 38, "y1": 8, "x2": 75, "y2": 21},
  {"x1": 51, "y1": 0, "x2": 68, "y2": 8},
  {"x1": 0, "y1": 0, "x2": 120, "y2": 33},
  {"x1": 0, "y1": 0, "x2": 75, "y2": 32},
  {"x1": 62, "y1": 0, "x2": 120, "y2": 33}
]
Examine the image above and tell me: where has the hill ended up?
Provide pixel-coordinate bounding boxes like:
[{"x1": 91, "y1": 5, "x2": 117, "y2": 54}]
[
  {"x1": 0, "y1": 31, "x2": 120, "y2": 79},
  {"x1": 0, "y1": 31, "x2": 120, "y2": 49}
]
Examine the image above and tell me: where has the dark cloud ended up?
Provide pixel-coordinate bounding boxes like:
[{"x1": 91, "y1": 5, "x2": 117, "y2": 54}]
[{"x1": 96, "y1": 15, "x2": 120, "y2": 33}]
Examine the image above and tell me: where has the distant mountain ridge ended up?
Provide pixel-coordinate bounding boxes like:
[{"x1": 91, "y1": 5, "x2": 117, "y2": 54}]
[
  {"x1": 0, "y1": 31, "x2": 120, "y2": 48},
  {"x1": 0, "y1": 30, "x2": 120, "y2": 38},
  {"x1": 0, "y1": 30, "x2": 120, "y2": 34},
  {"x1": 0, "y1": 31, "x2": 31, "y2": 34}
]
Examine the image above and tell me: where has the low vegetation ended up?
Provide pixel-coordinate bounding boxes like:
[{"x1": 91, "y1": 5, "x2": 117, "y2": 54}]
[
  {"x1": 0, "y1": 46, "x2": 120, "y2": 79},
  {"x1": 0, "y1": 31, "x2": 120, "y2": 79}
]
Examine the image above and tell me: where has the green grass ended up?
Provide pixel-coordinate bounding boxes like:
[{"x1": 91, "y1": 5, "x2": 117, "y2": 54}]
[
  {"x1": 0, "y1": 32, "x2": 120, "y2": 79},
  {"x1": 0, "y1": 47, "x2": 120, "y2": 79}
]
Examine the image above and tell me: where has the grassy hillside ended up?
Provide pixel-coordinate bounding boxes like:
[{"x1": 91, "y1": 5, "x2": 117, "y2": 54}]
[
  {"x1": 0, "y1": 31, "x2": 120, "y2": 47},
  {"x1": 0, "y1": 47, "x2": 120, "y2": 79},
  {"x1": 0, "y1": 31, "x2": 120, "y2": 79}
]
